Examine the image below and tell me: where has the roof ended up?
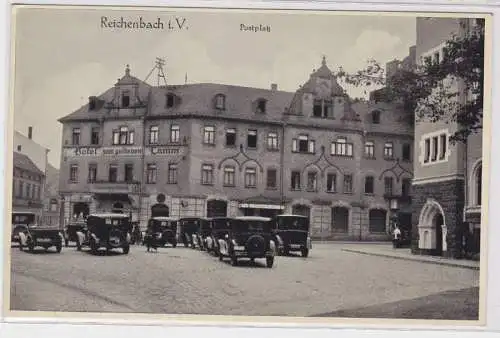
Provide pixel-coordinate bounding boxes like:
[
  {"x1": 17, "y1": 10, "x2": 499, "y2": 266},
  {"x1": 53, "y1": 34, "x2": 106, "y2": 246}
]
[
  {"x1": 234, "y1": 216, "x2": 272, "y2": 221},
  {"x1": 13, "y1": 152, "x2": 44, "y2": 176}
]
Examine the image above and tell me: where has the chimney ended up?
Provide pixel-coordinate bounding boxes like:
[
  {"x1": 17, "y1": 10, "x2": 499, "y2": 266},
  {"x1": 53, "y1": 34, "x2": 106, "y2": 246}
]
[
  {"x1": 28, "y1": 126, "x2": 33, "y2": 140},
  {"x1": 271, "y1": 83, "x2": 278, "y2": 91}
]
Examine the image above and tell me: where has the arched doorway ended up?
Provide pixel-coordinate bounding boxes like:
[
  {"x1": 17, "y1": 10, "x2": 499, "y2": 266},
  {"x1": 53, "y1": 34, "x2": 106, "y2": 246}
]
[
  {"x1": 72, "y1": 202, "x2": 89, "y2": 219},
  {"x1": 418, "y1": 199, "x2": 447, "y2": 256},
  {"x1": 434, "y1": 213, "x2": 444, "y2": 256},
  {"x1": 207, "y1": 199, "x2": 228, "y2": 218}
]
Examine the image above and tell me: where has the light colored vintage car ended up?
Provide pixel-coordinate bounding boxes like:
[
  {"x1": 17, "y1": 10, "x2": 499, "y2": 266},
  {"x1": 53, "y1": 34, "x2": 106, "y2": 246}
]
[{"x1": 18, "y1": 224, "x2": 64, "y2": 253}]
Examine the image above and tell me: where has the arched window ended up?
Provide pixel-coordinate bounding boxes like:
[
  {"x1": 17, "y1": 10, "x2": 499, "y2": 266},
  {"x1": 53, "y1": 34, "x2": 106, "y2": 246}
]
[{"x1": 371, "y1": 110, "x2": 381, "y2": 124}]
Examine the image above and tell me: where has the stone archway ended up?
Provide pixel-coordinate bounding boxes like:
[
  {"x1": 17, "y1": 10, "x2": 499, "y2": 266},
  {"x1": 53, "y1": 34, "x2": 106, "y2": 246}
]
[{"x1": 418, "y1": 199, "x2": 447, "y2": 255}]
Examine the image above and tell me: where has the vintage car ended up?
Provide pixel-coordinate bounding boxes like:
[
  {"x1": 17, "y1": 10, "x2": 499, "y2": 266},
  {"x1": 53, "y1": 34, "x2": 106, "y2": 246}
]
[
  {"x1": 191, "y1": 218, "x2": 211, "y2": 250},
  {"x1": 63, "y1": 219, "x2": 87, "y2": 249},
  {"x1": 76, "y1": 213, "x2": 132, "y2": 254},
  {"x1": 18, "y1": 224, "x2": 64, "y2": 253},
  {"x1": 11, "y1": 211, "x2": 36, "y2": 245},
  {"x1": 144, "y1": 216, "x2": 178, "y2": 249},
  {"x1": 178, "y1": 218, "x2": 201, "y2": 248},
  {"x1": 205, "y1": 217, "x2": 232, "y2": 256},
  {"x1": 218, "y1": 216, "x2": 276, "y2": 268},
  {"x1": 271, "y1": 214, "x2": 312, "y2": 257}
]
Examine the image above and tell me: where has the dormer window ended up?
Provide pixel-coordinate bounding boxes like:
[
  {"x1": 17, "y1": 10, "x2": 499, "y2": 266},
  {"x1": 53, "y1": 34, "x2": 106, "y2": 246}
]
[
  {"x1": 215, "y1": 94, "x2": 226, "y2": 110},
  {"x1": 313, "y1": 99, "x2": 333, "y2": 119},
  {"x1": 166, "y1": 93, "x2": 175, "y2": 108},
  {"x1": 256, "y1": 99, "x2": 267, "y2": 113},
  {"x1": 371, "y1": 110, "x2": 381, "y2": 124},
  {"x1": 88, "y1": 96, "x2": 97, "y2": 110},
  {"x1": 122, "y1": 90, "x2": 130, "y2": 108}
]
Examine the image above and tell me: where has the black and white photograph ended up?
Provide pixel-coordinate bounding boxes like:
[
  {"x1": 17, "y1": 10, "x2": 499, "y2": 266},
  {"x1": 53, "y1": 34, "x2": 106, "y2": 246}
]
[{"x1": 4, "y1": 4, "x2": 490, "y2": 326}]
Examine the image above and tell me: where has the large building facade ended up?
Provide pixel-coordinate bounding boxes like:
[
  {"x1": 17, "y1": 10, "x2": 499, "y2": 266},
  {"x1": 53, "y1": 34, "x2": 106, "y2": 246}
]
[
  {"x1": 411, "y1": 17, "x2": 483, "y2": 258},
  {"x1": 58, "y1": 59, "x2": 414, "y2": 241}
]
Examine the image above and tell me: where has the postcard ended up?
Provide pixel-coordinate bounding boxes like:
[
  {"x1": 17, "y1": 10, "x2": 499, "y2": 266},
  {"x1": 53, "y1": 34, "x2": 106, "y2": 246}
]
[{"x1": 3, "y1": 4, "x2": 491, "y2": 327}]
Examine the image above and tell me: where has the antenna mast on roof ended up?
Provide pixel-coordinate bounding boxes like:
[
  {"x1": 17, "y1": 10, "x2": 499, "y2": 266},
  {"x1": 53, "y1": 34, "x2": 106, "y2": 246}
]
[{"x1": 144, "y1": 57, "x2": 167, "y2": 86}]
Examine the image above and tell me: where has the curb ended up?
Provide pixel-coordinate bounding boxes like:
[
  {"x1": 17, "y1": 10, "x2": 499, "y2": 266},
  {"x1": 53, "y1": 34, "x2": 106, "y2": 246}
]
[{"x1": 341, "y1": 248, "x2": 479, "y2": 270}]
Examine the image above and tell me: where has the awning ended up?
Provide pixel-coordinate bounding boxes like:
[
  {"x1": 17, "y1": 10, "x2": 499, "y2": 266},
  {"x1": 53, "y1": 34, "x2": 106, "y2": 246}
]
[
  {"x1": 238, "y1": 203, "x2": 285, "y2": 210},
  {"x1": 93, "y1": 193, "x2": 131, "y2": 203}
]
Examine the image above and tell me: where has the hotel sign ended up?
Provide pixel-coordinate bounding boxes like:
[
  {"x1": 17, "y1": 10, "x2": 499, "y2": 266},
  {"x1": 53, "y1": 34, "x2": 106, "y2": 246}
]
[
  {"x1": 147, "y1": 147, "x2": 181, "y2": 156},
  {"x1": 64, "y1": 147, "x2": 101, "y2": 157},
  {"x1": 64, "y1": 146, "x2": 181, "y2": 157},
  {"x1": 102, "y1": 147, "x2": 143, "y2": 156}
]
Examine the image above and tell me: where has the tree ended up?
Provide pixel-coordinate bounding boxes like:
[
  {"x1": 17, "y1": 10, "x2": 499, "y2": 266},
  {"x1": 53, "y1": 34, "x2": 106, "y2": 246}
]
[{"x1": 335, "y1": 18, "x2": 485, "y2": 143}]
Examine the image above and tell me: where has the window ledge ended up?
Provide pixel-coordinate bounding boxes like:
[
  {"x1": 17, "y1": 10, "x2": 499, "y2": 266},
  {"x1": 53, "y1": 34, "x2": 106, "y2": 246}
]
[
  {"x1": 244, "y1": 186, "x2": 257, "y2": 189},
  {"x1": 201, "y1": 183, "x2": 214, "y2": 186},
  {"x1": 266, "y1": 187, "x2": 278, "y2": 191},
  {"x1": 326, "y1": 190, "x2": 337, "y2": 194},
  {"x1": 290, "y1": 188, "x2": 302, "y2": 191},
  {"x1": 223, "y1": 184, "x2": 235, "y2": 188},
  {"x1": 343, "y1": 192, "x2": 354, "y2": 195}
]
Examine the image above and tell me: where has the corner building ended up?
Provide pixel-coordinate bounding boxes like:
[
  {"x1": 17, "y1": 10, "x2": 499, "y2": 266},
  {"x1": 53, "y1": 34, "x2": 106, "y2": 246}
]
[
  {"x1": 412, "y1": 17, "x2": 483, "y2": 258},
  {"x1": 59, "y1": 59, "x2": 414, "y2": 241}
]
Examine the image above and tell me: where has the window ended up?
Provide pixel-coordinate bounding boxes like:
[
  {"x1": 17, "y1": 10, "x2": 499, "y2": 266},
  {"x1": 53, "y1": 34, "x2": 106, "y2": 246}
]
[
  {"x1": 364, "y1": 141, "x2": 375, "y2": 158},
  {"x1": 203, "y1": 126, "x2": 215, "y2": 145},
  {"x1": 431, "y1": 136, "x2": 438, "y2": 161},
  {"x1": 245, "y1": 168, "x2": 257, "y2": 187},
  {"x1": 364, "y1": 176, "x2": 374, "y2": 194},
  {"x1": 223, "y1": 166, "x2": 235, "y2": 186},
  {"x1": 266, "y1": 169, "x2": 277, "y2": 189},
  {"x1": 247, "y1": 129, "x2": 258, "y2": 148},
  {"x1": 50, "y1": 199, "x2": 58, "y2": 212},
  {"x1": 331, "y1": 137, "x2": 353, "y2": 157},
  {"x1": 26, "y1": 183, "x2": 30, "y2": 199},
  {"x1": 267, "y1": 132, "x2": 278, "y2": 150},
  {"x1": 124, "y1": 164, "x2": 134, "y2": 182},
  {"x1": 313, "y1": 99, "x2": 333, "y2": 118},
  {"x1": 170, "y1": 125, "x2": 180, "y2": 143},
  {"x1": 215, "y1": 94, "x2": 225, "y2": 110},
  {"x1": 307, "y1": 172, "x2": 318, "y2": 191},
  {"x1": 371, "y1": 110, "x2": 381, "y2": 124},
  {"x1": 72, "y1": 128, "x2": 81, "y2": 145},
  {"x1": 201, "y1": 164, "x2": 214, "y2": 185},
  {"x1": 70, "y1": 165, "x2": 78, "y2": 183},
  {"x1": 225, "y1": 128, "x2": 236, "y2": 147},
  {"x1": 291, "y1": 171, "x2": 301, "y2": 190},
  {"x1": 384, "y1": 177, "x2": 394, "y2": 195},
  {"x1": 114, "y1": 126, "x2": 134, "y2": 145},
  {"x1": 402, "y1": 178, "x2": 411, "y2": 197},
  {"x1": 166, "y1": 93, "x2": 175, "y2": 108},
  {"x1": 343, "y1": 174, "x2": 353, "y2": 193},
  {"x1": 424, "y1": 139, "x2": 431, "y2": 163},
  {"x1": 121, "y1": 90, "x2": 130, "y2": 107},
  {"x1": 19, "y1": 181, "x2": 24, "y2": 197},
  {"x1": 292, "y1": 135, "x2": 315, "y2": 154},
  {"x1": 91, "y1": 127, "x2": 100, "y2": 145},
  {"x1": 149, "y1": 126, "x2": 159, "y2": 144},
  {"x1": 256, "y1": 99, "x2": 267, "y2": 113},
  {"x1": 108, "y1": 165, "x2": 118, "y2": 183},
  {"x1": 146, "y1": 164, "x2": 157, "y2": 184},
  {"x1": 88, "y1": 164, "x2": 97, "y2": 183},
  {"x1": 168, "y1": 163, "x2": 178, "y2": 184},
  {"x1": 326, "y1": 173, "x2": 337, "y2": 192},
  {"x1": 383, "y1": 142, "x2": 394, "y2": 159},
  {"x1": 476, "y1": 165, "x2": 482, "y2": 205},
  {"x1": 439, "y1": 134, "x2": 447, "y2": 160},
  {"x1": 32, "y1": 185, "x2": 36, "y2": 199},
  {"x1": 402, "y1": 143, "x2": 411, "y2": 161}
]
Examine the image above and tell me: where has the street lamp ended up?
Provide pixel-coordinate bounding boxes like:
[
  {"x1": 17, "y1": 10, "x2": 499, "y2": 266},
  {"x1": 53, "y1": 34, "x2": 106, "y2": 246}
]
[{"x1": 389, "y1": 197, "x2": 400, "y2": 232}]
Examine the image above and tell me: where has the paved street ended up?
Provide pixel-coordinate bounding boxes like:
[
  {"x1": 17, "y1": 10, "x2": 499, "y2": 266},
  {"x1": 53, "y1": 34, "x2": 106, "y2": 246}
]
[{"x1": 9, "y1": 243, "x2": 479, "y2": 319}]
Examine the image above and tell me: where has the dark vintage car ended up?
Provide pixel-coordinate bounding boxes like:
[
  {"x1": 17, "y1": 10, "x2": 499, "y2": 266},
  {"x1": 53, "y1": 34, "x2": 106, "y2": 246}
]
[
  {"x1": 217, "y1": 216, "x2": 276, "y2": 268},
  {"x1": 11, "y1": 211, "x2": 36, "y2": 245},
  {"x1": 144, "y1": 217, "x2": 178, "y2": 249},
  {"x1": 191, "y1": 218, "x2": 211, "y2": 250},
  {"x1": 18, "y1": 224, "x2": 64, "y2": 253},
  {"x1": 271, "y1": 214, "x2": 312, "y2": 257},
  {"x1": 76, "y1": 213, "x2": 132, "y2": 254},
  {"x1": 178, "y1": 218, "x2": 201, "y2": 248},
  {"x1": 63, "y1": 219, "x2": 87, "y2": 248},
  {"x1": 205, "y1": 217, "x2": 232, "y2": 256}
]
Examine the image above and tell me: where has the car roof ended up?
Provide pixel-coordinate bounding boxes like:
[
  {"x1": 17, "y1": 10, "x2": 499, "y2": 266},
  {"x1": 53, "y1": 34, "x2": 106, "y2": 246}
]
[
  {"x1": 152, "y1": 217, "x2": 177, "y2": 221},
  {"x1": 88, "y1": 213, "x2": 129, "y2": 218},
  {"x1": 233, "y1": 216, "x2": 271, "y2": 221},
  {"x1": 275, "y1": 214, "x2": 308, "y2": 218}
]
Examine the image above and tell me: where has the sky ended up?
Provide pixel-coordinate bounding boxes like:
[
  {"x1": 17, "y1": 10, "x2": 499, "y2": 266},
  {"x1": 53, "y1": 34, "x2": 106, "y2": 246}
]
[{"x1": 12, "y1": 6, "x2": 417, "y2": 168}]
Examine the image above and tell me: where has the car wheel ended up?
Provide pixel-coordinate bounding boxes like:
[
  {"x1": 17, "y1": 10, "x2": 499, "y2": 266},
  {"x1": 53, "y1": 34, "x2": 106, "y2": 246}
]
[
  {"x1": 56, "y1": 242, "x2": 62, "y2": 253},
  {"x1": 301, "y1": 248, "x2": 309, "y2": 258},
  {"x1": 76, "y1": 238, "x2": 82, "y2": 251},
  {"x1": 230, "y1": 254, "x2": 238, "y2": 266},
  {"x1": 64, "y1": 238, "x2": 69, "y2": 247},
  {"x1": 27, "y1": 239, "x2": 35, "y2": 253},
  {"x1": 123, "y1": 245, "x2": 130, "y2": 254},
  {"x1": 266, "y1": 256, "x2": 274, "y2": 268}
]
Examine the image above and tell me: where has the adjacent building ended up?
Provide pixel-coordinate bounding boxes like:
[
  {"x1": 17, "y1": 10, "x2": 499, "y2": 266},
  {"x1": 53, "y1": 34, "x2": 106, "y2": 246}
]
[
  {"x1": 58, "y1": 57, "x2": 414, "y2": 241},
  {"x1": 42, "y1": 163, "x2": 61, "y2": 228},
  {"x1": 412, "y1": 17, "x2": 483, "y2": 258}
]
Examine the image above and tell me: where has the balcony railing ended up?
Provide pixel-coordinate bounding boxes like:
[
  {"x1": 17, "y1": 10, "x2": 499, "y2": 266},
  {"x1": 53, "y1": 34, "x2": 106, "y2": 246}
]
[{"x1": 88, "y1": 180, "x2": 141, "y2": 194}]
